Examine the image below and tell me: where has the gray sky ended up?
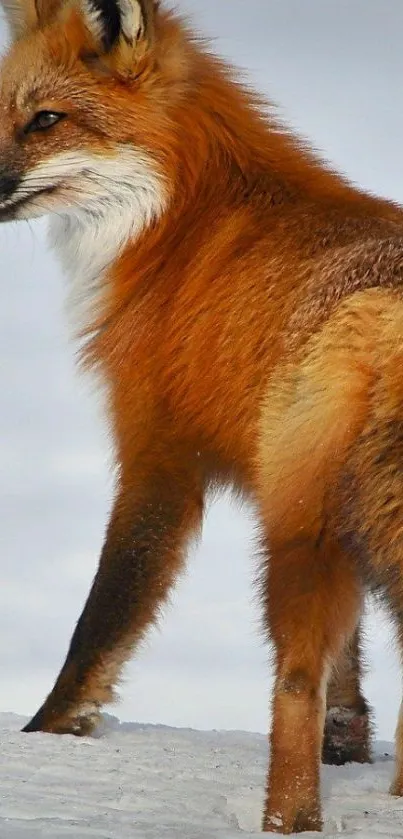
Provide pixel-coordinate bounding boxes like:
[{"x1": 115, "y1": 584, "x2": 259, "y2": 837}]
[{"x1": 0, "y1": 0, "x2": 402, "y2": 739}]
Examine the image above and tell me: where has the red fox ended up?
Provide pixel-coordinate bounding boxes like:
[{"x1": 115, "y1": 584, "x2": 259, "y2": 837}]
[{"x1": 1, "y1": 0, "x2": 403, "y2": 832}]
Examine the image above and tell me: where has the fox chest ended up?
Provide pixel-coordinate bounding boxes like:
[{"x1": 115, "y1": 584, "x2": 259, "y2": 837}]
[{"x1": 48, "y1": 213, "x2": 125, "y2": 332}]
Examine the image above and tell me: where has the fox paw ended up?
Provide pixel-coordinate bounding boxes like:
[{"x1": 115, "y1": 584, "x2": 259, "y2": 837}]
[
  {"x1": 22, "y1": 701, "x2": 101, "y2": 737},
  {"x1": 323, "y1": 705, "x2": 372, "y2": 765},
  {"x1": 263, "y1": 808, "x2": 322, "y2": 834}
]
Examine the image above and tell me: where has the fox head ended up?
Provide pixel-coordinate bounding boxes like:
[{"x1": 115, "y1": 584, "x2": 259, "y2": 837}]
[{"x1": 0, "y1": 0, "x2": 179, "y2": 224}]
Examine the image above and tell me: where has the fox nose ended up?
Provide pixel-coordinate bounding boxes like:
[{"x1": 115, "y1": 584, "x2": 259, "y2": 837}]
[{"x1": 0, "y1": 171, "x2": 19, "y2": 199}]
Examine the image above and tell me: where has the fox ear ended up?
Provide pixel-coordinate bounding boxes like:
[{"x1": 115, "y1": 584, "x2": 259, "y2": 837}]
[
  {"x1": 77, "y1": 0, "x2": 156, "y2": 71},
  {"x1": 1, "y1": 0, "x2": 61, "y2": 38}
]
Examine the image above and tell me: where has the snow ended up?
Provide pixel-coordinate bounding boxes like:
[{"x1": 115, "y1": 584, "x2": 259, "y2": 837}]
[{"x1": 0, "y1": 714, "x2": 402, "y2": 837}]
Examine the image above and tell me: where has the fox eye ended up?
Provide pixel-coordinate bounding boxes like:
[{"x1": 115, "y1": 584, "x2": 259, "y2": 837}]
[{"x1": 24, "y1": 111, "x2": 66, "y2": 134}]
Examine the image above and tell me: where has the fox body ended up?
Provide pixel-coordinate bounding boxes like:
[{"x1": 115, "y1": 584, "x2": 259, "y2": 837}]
[{"x1": 1, "y1": 0, "x2": 403, "y2": 833}]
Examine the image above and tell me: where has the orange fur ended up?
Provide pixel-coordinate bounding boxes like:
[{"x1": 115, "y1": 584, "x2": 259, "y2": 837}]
[{"x1": 1, "y1": 1, "x2": 403, "y2": 832}]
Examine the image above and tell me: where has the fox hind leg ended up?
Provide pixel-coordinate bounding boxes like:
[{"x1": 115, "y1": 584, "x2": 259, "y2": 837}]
[
  {"x1": 323, "y1": 622, "x2": 373, "y2": 765},
  {"x1": 337, "y1": 376, "x2": 403, "y2": 797},
  {"x1": 260, "y1": 529, "x2": 363, "y2": 834},
  {"x1": 254, "y1": 291, "x2": 386, "y2": 831}
]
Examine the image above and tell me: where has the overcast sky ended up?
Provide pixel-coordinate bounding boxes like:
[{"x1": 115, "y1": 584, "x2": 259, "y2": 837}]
[{"x1": 0, "y1": 0, "x2": 402, "y2": 740}]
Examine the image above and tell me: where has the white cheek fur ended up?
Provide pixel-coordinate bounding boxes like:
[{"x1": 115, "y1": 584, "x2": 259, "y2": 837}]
[{"x1": 19, "y1": 146, "x2": 167, "y2": 333}]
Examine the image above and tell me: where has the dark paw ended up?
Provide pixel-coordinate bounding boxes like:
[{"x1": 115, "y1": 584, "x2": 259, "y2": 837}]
[
  {"x1": 22, "y1": 701, "x2": 101, "y2": 736},
  {"x1": 322, "y1": 706, "x2": 372, "y2": 765}
]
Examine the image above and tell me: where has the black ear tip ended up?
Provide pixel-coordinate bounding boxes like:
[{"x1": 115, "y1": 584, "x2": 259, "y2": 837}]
[{"x1": 92, "y1": 0, "x2": 121, "y2": 49}]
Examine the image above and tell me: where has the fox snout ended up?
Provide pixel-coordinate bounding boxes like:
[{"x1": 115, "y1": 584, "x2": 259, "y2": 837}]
[{"x1": 0, "y1": 170, "x2": 20, "y2": 200}]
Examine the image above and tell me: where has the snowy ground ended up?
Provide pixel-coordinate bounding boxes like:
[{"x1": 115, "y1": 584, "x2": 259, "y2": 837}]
[{"x1": 0, "y1": 713, "x2": 402, "y2": 838}]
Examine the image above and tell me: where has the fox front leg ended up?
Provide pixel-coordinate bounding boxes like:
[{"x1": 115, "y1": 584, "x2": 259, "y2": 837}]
[{"x1": 23, "y1": 462, "x2": 203, "y2": 736}]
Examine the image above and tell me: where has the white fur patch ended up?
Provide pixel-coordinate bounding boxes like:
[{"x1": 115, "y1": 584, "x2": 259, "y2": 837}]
[
  {"x1": 18, "y1": 146, "x2": 167, "y2": 333},
  {"x1": 68, "y1": 701, "x2": 101, "y2": 733},
  {"x1": 80, "y1": 0, "x2": 106, "y2": 45},
  {"x1": 118, "y1": 0, "x2": 144, "y2": 43}
]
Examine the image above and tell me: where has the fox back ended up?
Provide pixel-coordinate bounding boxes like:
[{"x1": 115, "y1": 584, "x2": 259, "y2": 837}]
[{"x1": 2, "y1": 0, "x2": 403, "y2": 834}]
